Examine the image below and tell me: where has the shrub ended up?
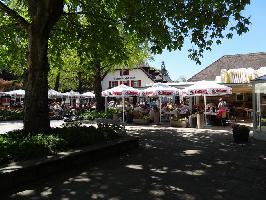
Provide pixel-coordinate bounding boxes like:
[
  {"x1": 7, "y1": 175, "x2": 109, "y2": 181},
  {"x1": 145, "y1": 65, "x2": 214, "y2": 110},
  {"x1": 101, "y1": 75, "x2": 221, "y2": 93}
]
[
  {"x1": 0, "y1": 124, "x2": 126, "y2": 166},
  {"x1": 0, "y1": 132, "x2": 66, "y2": 164},
  {"x1": 80, "y1": 111, "x2": 113, "y2": 120},
  {"x1": 0, "y1": 109, "x2": 23, "y2": 121}
]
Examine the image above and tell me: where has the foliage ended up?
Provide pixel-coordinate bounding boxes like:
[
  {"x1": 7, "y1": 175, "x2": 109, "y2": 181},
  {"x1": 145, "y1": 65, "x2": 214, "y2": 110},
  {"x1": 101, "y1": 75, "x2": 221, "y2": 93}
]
[
  {"x1": 0, "y1": 124, "x2": 126, "y2": 166},
  {"x1": 80, "y1": 110, "x2": 114, "y2": 120},
  {"x1": 107, "y1": 107, "x2": 121, "y2": 114},
  {"x1": 261, "y1": 118, "x2": 266, "y2": 125},
  {"x1": 0, "y1": 109, "x2": 23, "y2": 121},
  {"x1": 0, "y1": 79, "x2": 22, "y2": 91},
  {"x1": 0, "y1": 132, "x2": 66, "y2": 164},
  {"x1": 140, "y1": 114, "x2": 151, "y2": 120}
]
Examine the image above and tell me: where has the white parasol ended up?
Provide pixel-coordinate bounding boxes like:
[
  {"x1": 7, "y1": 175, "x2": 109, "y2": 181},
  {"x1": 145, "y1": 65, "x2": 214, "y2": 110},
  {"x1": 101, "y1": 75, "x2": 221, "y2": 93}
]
[
  {"x1": 7, "y1": 89, "x2": 25, "y2": 97},
  {"x1": 101, "y1": 84, "x2": 140, "y2": 122},
  {"x1": 182, "y1": 81, "x2": 232, "y2": 126},
  {"x1": 81, "y1": 91, "x2": 95, "y2": 98},
  {"x1": 62, "y1": 90, "x2": 80, "y2": 98},
  {"x1": 142, "y1": 83, "x2": 180, "y2": 123},
  {"x1": 48, "y1": 89, "x2": 63, "y2": 99}
]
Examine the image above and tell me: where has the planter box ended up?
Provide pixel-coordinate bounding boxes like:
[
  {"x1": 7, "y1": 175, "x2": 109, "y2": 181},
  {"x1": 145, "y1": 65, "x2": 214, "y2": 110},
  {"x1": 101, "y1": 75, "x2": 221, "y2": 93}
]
[
  {"x1": 113, "y1": 114, "x2": 120, "y2": 121},
  {"x1": 133, "y1": 118, "x2": 150, "y2": 125},
  {"x1": 233, "y1": 128, "x2": 250, "y2": 143},
  {"x1": 170, "y1": 118, "x2": 188, "y2": 127}
]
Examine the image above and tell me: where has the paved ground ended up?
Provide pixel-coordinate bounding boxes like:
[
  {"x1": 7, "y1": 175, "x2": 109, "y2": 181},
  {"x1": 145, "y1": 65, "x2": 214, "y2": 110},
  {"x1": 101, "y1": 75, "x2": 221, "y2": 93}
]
[
  {"x1": 0, "y1": 120, "x2": 65, "y2": 134},
  {"x1": 2, "y1": 126, "x2": 266, "y2": 200}
]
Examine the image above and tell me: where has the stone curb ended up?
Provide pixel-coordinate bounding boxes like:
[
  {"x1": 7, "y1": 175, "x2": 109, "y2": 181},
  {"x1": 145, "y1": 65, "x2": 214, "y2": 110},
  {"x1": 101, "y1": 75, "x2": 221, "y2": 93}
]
[{"x1": 0, "y1": 136, "x2": 139, "y2": 192}]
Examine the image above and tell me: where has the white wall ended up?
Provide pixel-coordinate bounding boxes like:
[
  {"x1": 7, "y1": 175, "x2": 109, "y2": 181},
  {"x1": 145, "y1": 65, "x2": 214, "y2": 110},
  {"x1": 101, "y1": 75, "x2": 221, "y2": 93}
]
[{"x1": 101, "y1": 69, "x2": 154, "y2": 90}]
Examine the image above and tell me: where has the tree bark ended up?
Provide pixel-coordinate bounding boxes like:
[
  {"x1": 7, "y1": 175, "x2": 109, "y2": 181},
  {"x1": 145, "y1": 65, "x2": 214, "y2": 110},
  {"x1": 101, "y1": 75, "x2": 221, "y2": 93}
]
[
  {"x1": 54, "y1": 71, "x2": 60, "y2": 91},
  {"x1": 94, "y1": 63, "x2": 105, "y2": 112},
  {"x1": 77, "y1": 72, "x2": 82, "y2": 93},
  {"x1": 24, "y1": 0, "x2": 63, "y2": 133}
]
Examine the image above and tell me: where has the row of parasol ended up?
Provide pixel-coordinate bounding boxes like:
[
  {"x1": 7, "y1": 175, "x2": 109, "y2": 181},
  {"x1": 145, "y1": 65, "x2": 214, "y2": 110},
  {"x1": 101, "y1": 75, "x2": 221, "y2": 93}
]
[
  {"x1": 0, "y1": 89, "x2": 95, "y2": 98},
  {"x1": 101, "y1": 81, "x2": 232, "y2": 123}
]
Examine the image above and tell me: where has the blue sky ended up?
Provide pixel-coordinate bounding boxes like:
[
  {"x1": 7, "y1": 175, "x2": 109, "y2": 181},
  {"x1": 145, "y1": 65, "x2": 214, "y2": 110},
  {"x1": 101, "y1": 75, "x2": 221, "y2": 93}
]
[{"x1": 148, "y1": 0, "x2": 266, "y2": 81}]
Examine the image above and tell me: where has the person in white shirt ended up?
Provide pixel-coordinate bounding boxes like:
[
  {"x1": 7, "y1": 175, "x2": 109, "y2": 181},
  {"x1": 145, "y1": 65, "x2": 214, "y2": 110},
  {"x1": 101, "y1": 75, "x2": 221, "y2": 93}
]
[{"x1": 218, "y1": 98, "x2": 227, "y2": 109}]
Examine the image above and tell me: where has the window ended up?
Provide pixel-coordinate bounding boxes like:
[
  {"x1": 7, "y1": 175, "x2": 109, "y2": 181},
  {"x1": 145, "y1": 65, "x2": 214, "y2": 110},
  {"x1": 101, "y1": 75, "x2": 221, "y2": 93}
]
[
  {"x1": 131, "y1": 80, "x2": 139, "y2": 87},
  {"x1": 120, "y1": 69, "x2": 129, "y2": 76},
  {"x1": 236, "y1": 93, "x2": 244, "y2": 101},
  {"x1": 123, "y1": 81, "x2": 129, "y2": 86},
  {"x1": 109, "y1": 81, "x2": 118, "y2": 88}
]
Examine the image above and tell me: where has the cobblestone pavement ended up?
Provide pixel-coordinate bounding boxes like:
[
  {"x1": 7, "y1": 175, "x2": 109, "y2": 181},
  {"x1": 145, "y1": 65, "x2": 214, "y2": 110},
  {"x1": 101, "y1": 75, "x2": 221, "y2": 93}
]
[{"x1": 2, "y1": 126, "x2": 266, "y2": 200}]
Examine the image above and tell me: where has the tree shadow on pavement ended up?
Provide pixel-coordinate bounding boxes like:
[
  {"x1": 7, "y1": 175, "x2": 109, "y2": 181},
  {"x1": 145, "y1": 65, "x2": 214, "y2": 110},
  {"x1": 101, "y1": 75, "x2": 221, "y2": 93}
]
[{"x1": 3, "y1": 128, "x2": 266, "y2": 200}]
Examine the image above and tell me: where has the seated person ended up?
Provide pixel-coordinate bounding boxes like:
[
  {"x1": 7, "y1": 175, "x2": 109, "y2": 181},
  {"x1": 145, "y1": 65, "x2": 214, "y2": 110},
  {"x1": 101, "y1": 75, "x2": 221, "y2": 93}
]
[
  {"x1": 216, "y1": 107, "x2": 227, "y2": 118},
  {"x1": 179, "y1": 104, "x2": 190, "y2": 117}
]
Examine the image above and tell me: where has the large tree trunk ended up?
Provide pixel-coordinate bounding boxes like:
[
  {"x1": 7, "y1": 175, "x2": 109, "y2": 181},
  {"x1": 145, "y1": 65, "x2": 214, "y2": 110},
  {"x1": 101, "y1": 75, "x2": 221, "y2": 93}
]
[
  {"x1": 94, "y1": 63, "x2": 105, "y2": 112},
  {"x1": 24, "y1": 0, "x2": 63, "y2": 133}
]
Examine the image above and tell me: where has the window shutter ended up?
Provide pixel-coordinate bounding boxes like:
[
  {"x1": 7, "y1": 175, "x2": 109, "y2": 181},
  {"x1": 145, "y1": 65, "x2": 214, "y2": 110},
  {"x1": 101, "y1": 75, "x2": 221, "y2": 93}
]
[
  {"x1": 138, "y1": 80, "x2": 141, "y2": 87},
  {"x1": 120, "y1": 70, "x2": 122, "y2": 76},
  {"x1": 109, "y1": 81, "x2": 111, "y2": 88},
  {"x1": 131, "y1": 80, "x2": 134, "y2": 87}
]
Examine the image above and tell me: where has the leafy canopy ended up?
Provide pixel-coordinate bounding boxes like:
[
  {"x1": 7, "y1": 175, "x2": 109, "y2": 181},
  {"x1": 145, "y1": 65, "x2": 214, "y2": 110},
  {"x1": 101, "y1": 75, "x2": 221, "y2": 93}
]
[{"x1": 0, "y1": 0, "x2": 251, "y2": 69}]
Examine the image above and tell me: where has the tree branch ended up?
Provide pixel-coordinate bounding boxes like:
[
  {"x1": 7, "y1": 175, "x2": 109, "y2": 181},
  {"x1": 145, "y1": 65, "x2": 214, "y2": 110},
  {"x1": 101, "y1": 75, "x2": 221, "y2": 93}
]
[{"x1": 0, "y1": 1, "x2": 30, "y2": 29}]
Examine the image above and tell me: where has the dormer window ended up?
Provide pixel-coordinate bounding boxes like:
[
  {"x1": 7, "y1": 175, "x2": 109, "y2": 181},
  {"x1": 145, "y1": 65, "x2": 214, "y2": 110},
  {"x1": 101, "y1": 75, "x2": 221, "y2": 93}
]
[{"x1": 120, "y1": 69, "x2": 129, "y2": 76}]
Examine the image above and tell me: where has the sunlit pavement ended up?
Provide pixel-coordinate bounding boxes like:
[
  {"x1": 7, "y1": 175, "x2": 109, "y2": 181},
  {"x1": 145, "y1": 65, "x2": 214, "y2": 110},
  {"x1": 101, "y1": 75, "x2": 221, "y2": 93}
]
[
  {"x1": 0, "y1": 120, "x2": 65, "y2": 134},
  {"x1": 2, "y1": 124, "x2": 266, "y2": 200}
]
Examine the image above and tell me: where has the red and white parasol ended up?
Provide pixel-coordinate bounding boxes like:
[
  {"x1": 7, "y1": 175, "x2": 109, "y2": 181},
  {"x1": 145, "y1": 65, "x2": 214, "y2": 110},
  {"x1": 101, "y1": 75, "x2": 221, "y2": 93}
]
[
  {"x1": 142, "y1": 83, "x2": 180, "y2": 97},
  {"x1": 101, "y1": 84, "x2": 141, "y2": 122},
  {"x1": 102, "y1": 84, "x2": 140, "y2": 97},
  {"x1": 182, "y1": 81, "x2": 232, "y2": 96}
]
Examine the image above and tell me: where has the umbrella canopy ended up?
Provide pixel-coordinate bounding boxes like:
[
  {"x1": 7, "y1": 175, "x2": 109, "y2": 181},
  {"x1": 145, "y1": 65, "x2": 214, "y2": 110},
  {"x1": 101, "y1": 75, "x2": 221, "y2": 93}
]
[
  {"x1": 7, "y1": 89, "x2": 25, "y2": 97},
  {"x1": 142, "y1": 83, "x2": 180, "y2": 97},
  {"x1": 48, "y1": 89, "x2": 63, "y2": 98},
  {"x1": 0, "y1": 92, "x2": 10, "y2": 97},
  {"x1": 81, "y1": 91, "x2": 95, "y2": 98},
  {"x1": 182, "y1": 81, "x2": 232, "y2": 127},
  {"x1": 182, "y1": 81, "x2": 232, "y2": 96},
  {"x1": 62, "y1": 90, "x2": 80, "y2": 98},
  {"x1": 101, "y1": 84, "x2": 140, "y2": 123},
  {"x1": 102, "y1": 84, "x2": 140, "y2": 97}
]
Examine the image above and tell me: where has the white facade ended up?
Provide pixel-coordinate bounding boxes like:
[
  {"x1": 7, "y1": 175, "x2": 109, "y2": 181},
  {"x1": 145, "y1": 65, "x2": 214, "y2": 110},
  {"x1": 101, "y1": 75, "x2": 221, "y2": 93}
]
[{"x1": 101, "y1": 69, "x2": 154, "y2": 90}]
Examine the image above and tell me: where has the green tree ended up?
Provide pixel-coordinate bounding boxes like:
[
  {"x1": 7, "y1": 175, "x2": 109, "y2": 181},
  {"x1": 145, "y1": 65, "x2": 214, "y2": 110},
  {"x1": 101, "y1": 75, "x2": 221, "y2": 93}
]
[{"x1": 0, "y1": 0, "x2": 251, "y2": 133}]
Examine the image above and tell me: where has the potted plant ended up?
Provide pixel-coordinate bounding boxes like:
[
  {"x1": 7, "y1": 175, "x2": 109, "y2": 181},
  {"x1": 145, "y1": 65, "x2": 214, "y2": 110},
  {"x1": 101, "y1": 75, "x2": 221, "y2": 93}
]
[
  {"x1": 188, "y1": 114, "x2": 197, "y2": 128},
  {"x1": 108, "y1": 108, "x2": 121, "y2": 120},
  {"x1": 232, "y1": 124, "x2": 250, "y2": 143},
  {"x1": 133, "y1": 114, "x2": 150, "y2": 125},
  {"x1": 170, "y1": 115, "x2": 179, "y2": 127},
  {"x1": 177, "y1": 118, "x2": 188, "y2": 128}
]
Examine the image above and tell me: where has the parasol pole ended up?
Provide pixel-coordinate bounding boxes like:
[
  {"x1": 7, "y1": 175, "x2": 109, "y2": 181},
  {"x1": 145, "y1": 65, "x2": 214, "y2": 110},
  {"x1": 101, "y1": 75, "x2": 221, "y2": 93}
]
[
  {"x1": 159, "y1": 96, "x2": 162, "y2": 123},
  {"x1": 122, "y1": 95, "x2": 125, "y2": 123},
  {"x1": 105, "y1": 97, "x2": 107, "y2": 112},
  {"x1": 204, "y1": 94, "x2": 207, "y2": 126}
]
